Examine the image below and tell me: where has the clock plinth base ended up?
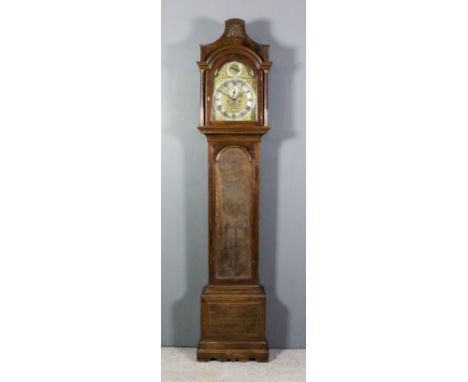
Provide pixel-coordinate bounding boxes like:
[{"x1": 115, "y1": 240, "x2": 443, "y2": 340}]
[
  {"x1": 197, "y1": 341, "x2": 269, "y2": 362},
  {"x1": 197, "y1": 285, "x2": 269, "y2": 362}
]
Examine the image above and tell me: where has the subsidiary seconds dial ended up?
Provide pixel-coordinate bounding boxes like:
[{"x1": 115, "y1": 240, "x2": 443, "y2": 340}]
[{"x1": 213, "y1": 79, "x2": 256, "y2": 121}]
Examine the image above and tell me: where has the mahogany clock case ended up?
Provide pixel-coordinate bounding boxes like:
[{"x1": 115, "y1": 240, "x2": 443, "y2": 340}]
[{"x1": 197, "y1": 19, "x2": 272, "y2": 362}]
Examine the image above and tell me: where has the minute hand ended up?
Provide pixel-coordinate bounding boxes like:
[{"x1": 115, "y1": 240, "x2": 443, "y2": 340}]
[{"x1": 219, "y1": 89, "x2": 236, "y2": 100}]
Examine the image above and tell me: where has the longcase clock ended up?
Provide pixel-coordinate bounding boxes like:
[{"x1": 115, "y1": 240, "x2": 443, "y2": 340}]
[{"x1": 196, "y1": 19, "x2": 272, "y2": 362}]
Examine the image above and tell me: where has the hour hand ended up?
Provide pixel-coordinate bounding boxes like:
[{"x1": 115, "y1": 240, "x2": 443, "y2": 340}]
[{"x1": 231, "y1": 87, "x2": 239, "y2": 99}]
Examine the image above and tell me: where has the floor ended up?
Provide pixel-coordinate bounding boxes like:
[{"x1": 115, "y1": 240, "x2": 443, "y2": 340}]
[{"x1": 161, "y1": 347, "x2": 306, "y2": 382}]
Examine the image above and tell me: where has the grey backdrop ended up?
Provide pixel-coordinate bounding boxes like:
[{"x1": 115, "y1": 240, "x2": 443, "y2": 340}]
[{"x1": 162, "y1": 0, "x2": 305, "y2": 348}]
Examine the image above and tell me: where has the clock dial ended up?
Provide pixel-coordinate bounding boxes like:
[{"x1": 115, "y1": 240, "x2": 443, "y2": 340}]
[
  {"x1": 226, "y1": 61, "x2": 242, "y2": 77},
  {"x1": 213, "y1": 79, "x2": 256, "y2": 120},
  {"x1": 211, "y1": 61, "x2": 257, "y2": 122}
]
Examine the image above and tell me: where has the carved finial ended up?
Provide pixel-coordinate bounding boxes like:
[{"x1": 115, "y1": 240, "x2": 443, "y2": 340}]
[{"x1": 224, "y1": 18, "x2": 246, "y2": 38}]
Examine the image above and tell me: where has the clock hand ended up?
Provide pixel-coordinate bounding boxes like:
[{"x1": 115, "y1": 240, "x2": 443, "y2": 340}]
[
  {"x1": 219, "y1": 89, "x2": 236, "y2": 100},
  {"x1": 232, "y1": 89, "x2": 244, "y2": 100}
]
